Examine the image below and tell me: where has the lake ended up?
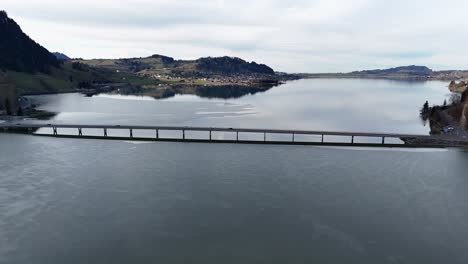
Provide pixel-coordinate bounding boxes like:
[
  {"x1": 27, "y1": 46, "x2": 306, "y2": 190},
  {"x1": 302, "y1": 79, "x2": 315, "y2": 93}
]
[
  {"x1": 2, "y1": 78, "x2": 468, "y2": 264},
  {"x1": 28, "y1": 78, "x2": 450, "y2": 134}
]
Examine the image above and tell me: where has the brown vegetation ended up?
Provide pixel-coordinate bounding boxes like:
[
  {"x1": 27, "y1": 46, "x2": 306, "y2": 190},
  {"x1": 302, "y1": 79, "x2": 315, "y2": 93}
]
[
  {"x1": 449, "y1": 81, "x2": 468, "y2": 93},
  {"x1": 422, "y1": 88, "x2": 468, "y2": 134}
]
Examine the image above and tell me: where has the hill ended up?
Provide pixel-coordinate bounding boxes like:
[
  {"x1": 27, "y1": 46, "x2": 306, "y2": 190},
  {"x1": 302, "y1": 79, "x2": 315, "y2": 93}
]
[
  {"x1": 196, "y1": 56, "x2": 274, "y2": 75},
  {"x1": 0, "y1": 11, "x2": 129, "y2": 98},
  {"x1": 5, "y1": 62, "x2": 121, "y2": 95},
  {"x1": 0, "y1": 11, "x2": 61, "y2": 73},
  {"x1": 351, "y1": 65, "x2": 433, "y2": 77},
  {"x1": 300, "y1": 65, "x2": 468, "y2": 81},
  {"x1": 53, "y1": 52, "x2": 71, "y2": 61},
  {"x1": 77, "y1": 55, "x2": 276, "y2": 78},
  {"x1": 0, "y1": 10, "x2": 284, "y2": 105}
]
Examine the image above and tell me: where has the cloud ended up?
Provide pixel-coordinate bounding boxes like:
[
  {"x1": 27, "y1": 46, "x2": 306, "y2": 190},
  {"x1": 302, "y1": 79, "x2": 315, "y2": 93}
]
[{"x1": 3, "y1": 0, "x2": 468, "y2": 72}]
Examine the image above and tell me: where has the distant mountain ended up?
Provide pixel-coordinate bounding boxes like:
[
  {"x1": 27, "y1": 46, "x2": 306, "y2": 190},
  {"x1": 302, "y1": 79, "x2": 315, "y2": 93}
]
[
  {"x1": 196, "y1": 56, "x2": 275, "y2": 76},
  {"x1": 299, "y1": 65, "x2": 449, "y2": 80},
  {"x1": 53, "y1": 52, "x2": 71, "y2": 61},
  {"x1": 351, "y1": 65, "x2": 433, "y2": 76},
  {"x1": 0, "y1": 10, "x2": 61, "y2": 73}
]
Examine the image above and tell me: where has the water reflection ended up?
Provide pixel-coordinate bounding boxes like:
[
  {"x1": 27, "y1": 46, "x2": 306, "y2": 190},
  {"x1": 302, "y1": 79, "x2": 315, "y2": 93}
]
[
  {"x1": 192, "y1": 84, "x2": 275, "y2": 99},
  {"x1": 28, "y1": 79, "x2": 450, "y2": 135},
  {"x1": 113, "y1": 83, "x2": 277, "y2": 100}
]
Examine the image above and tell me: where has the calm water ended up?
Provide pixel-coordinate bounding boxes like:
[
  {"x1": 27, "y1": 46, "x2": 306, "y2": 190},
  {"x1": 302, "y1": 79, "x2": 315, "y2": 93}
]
[
  {"x1": 2, "y1": 79, "x2": 467, "y2": 264},
  {"x1": 28, "y1": 78, "x2": 450, "y2": 134}
]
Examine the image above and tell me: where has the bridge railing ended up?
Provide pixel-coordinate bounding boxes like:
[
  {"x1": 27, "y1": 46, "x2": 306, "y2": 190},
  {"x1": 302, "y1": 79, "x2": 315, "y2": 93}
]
[{"x1": 0, "y1": 123, "x2": 435, "y2": 147}]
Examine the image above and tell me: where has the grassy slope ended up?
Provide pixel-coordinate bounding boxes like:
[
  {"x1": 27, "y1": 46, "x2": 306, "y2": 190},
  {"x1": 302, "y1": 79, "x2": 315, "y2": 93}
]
[
  {"x1": 7, "y1": 71, "x2": 73, "y2": 94},
  {"x1": 77, "y1": 57, "x2": 198, "y2": 78},
  {"x1": 4, "y1": 57, "x2": 276, "y2": 99},
  {"x1": 0, "y1": 72, "x2": 17, "y2": 111},
  {"x1": 77, "y1": 57, "x2": 263, "y2": 88},
  {"x1": 5, "y1": 61, "x2": 128, "y2": 95}
]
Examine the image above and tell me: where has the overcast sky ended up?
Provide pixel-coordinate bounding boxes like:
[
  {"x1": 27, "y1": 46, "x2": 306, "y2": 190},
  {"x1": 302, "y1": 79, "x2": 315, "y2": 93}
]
[{"x1": 3, "y1": 0, "x2": 468, "y2": 72}]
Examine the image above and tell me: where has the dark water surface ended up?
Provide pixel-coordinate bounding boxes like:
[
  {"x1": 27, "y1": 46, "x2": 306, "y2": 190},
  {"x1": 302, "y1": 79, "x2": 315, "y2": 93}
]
[
  {"x1": 1, "y1": 135, "x2": 468, "y2": 264},
  {"x1": 1, "y1": 79, "x2": 467, "y2": 263}
]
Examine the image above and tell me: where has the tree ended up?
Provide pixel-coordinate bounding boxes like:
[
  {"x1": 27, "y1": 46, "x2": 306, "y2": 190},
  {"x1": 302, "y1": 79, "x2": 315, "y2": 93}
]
[
  {"x1": 5, "y1": 98, "x2": 11, "y2": 115},
  {"x1": 462, "y1": 90, "x2": 468, "y2": 103},
  {"x1": 421, "y1": 100, "x2": 429, "y2": 113},
  {"x1": 78, "y1": 81, "x2": 92, "y2": 89},
  {"x1": 17, "y1": 106, "x2": 23, "y2": 116},
  {"x1": 72, "y1": 62, "x2": 88, "y2": 72}
]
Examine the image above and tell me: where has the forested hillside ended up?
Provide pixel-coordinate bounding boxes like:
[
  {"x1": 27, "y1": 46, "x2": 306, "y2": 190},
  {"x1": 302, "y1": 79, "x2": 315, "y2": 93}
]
[{"x1": 0, "y1": 11, "x2": 61, "y2": 73}]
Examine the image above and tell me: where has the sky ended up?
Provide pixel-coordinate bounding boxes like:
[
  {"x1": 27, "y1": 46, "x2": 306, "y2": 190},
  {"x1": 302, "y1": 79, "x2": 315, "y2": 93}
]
[{"x1": 3, "y1": 0, "x2": 468, "y2": 73}]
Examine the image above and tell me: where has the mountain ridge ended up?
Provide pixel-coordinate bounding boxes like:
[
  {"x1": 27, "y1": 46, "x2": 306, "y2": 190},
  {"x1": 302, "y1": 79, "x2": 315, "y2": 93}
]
[
  {"x1": 299, "y1": 65, "x2": 468, "y2": 81},
  {"x1": 351, "y1": 65, "x2": 433, "y2": 76}
]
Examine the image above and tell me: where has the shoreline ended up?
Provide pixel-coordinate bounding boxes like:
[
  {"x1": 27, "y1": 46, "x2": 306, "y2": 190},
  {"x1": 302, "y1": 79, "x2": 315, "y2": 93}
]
[
  {"x1": 4, "y1": 78, "x2": 466, "y2": 149},
  {"x1": 298, "y1": 74, "x2": 456, "y2": 81}
]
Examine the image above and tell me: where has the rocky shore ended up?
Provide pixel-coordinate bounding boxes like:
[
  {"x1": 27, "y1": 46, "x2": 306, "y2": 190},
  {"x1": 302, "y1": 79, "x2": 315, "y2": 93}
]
[
  {"x1": 401, "y1": 134, "x2": 468, "y2": 147},
  {"x1": 449, "y1": 81, "x2": 468, "y2": 93},
  {"x1": 418, "y1": 81, "x2": 468, "y2": 146}
]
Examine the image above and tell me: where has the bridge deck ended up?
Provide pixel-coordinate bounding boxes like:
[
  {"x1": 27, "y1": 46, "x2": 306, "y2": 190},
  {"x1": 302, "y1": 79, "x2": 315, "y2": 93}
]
[{"x1": 0, "y1": 123, "x2": 443, "y2": 148}]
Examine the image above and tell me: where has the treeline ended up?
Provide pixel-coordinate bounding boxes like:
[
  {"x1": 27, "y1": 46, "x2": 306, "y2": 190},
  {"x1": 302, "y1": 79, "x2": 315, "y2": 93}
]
[{"x1": 196, "y1": 56, "x2": 275, "y2": 76}]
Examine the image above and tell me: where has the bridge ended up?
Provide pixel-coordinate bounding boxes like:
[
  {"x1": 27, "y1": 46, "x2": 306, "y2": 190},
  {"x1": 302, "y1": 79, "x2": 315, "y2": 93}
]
[{"x1": 0, "y1": 123, "x2": 451, "y2": 148}]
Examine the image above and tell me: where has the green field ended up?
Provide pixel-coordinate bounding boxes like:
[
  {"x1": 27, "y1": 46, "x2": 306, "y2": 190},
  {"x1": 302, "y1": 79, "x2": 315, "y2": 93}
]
[
  {"x1": 5, "y1": 61, "x2": 134, "y2": 95},
  {"x1": 77, "y1": 56, "x2": 198, "y2": 78}
]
